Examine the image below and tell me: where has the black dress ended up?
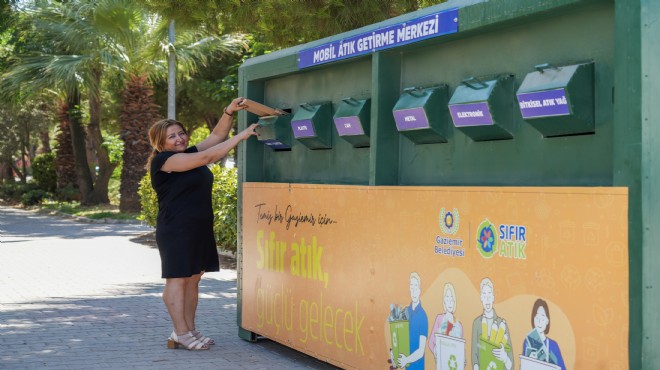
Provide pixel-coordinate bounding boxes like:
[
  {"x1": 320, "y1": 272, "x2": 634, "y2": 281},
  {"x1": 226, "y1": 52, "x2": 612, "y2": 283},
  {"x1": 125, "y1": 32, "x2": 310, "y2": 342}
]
[{"x1": 150, "y1": 146, "x2": 219, "y2": 278}]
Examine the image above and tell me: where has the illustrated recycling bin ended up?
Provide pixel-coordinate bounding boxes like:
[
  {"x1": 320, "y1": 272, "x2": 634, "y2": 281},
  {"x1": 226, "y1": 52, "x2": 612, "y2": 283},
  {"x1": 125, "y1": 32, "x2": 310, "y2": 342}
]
[{"x1": 389, "y1": 320, "x2": 410, "y2": 367}]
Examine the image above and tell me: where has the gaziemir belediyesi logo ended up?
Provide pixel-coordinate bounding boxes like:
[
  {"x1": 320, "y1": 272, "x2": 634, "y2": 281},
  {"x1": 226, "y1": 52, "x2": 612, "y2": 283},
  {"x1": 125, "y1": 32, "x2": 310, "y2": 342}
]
[
  {"x1": 434, "y1": 208, "x2": 465, "y2": 257},
  {"x1": 439, "y1": 208, "x2": 459, "y2": 235}
]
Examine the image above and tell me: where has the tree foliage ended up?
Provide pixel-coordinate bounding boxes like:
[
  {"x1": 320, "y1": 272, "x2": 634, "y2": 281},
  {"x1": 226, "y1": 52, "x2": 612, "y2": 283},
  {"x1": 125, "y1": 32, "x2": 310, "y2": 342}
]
[
  {"x1": 2, "y1": 0, "x2": 449, "y2": 209},
  {"x1": 145, "y1": 0, "x2": 447, "y2": 49},
  {"x1": 0, "y1": 98, "x2": 53, "y2": 183}
]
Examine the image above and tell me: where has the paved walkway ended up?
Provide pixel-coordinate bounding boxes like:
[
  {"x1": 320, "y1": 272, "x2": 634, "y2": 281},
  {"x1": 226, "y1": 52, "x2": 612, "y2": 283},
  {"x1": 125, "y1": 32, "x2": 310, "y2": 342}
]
[{"x1": 0, "y1": 206, "x2": 339, "y2": 370}]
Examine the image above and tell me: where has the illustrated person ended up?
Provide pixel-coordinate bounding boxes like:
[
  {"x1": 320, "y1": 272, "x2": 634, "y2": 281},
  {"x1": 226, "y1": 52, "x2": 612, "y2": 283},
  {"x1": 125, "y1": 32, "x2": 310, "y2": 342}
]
[
  {"x1": 522, "y1": 299, "x2": 566, "y2": 370},
  {"x1": 428, "y1": 282, "x2": 463, "y2": 361},
  {"x1": 471, "y1": 278, "x2": 514, "y2": 370},
  {"x1": 148, "y1": 98, "x2": 258, "y2": 350},
  {"x1": 391, "y1": 272, "x2": 428, "y2": 369}
]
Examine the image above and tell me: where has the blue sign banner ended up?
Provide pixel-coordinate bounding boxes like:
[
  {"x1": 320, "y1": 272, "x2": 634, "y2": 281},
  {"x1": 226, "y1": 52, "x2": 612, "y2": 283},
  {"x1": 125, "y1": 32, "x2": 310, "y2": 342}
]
[{"x1": 298, "y1": 8, "x2": 459, "y2": 69}]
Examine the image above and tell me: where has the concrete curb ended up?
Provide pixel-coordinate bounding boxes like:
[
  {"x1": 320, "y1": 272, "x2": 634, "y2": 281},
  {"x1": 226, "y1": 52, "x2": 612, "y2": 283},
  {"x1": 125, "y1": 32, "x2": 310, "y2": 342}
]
[{"x1": 33, "y1": 207, "x2": 149, "y2": 225}]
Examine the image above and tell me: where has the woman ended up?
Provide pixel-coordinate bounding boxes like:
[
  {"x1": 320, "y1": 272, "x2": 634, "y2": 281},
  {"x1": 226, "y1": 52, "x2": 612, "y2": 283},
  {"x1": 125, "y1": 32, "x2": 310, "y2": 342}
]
[
  {"x1": 523, "y1": 299, "x2": 566, "y2": 370},
  {"x1": 428, "y1": 282, "x2": 463, "y2": 358},
  {"x1": 148, "y1": 97, "x2": 258, "y2": 350}
]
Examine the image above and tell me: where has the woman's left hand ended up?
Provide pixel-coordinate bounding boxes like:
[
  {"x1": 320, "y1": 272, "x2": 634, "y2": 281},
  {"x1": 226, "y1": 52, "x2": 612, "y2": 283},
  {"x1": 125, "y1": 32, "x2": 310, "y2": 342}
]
[{"x1": 226, "y1": 97, "x2": 248, "y2": 115}]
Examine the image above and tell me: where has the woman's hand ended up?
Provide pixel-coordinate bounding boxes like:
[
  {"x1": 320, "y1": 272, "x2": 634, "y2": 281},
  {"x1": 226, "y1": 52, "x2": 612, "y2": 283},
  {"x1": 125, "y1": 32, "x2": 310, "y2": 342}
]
[
  {"x1": 226, "y1": 97, "x2": 248, "y2": 116},
  {"x1": 238, "y1": 123, "x2": 260, "y2": 141}
]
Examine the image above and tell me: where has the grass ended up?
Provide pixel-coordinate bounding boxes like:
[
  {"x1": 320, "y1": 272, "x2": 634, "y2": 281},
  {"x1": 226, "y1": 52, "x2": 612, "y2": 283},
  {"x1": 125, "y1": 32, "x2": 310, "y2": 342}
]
[
  {"x1": 36, "y1": 178, "x2": 140, "y2": 221},
  {"x1": 40, "y1": 201, "x2": 140, "y2": 221}
]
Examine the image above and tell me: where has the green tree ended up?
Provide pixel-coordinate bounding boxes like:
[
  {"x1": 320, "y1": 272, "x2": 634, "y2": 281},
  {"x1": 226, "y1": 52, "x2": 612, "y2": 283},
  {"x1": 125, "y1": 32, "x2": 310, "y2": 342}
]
[
  {"x1": 104, "y1": 1, "x2": 244, "y2": 212},
  {"x1": 144, "y1": 0, "x2": 446, "y2": 49},
  {"x1": 0, "y1": 98, "x2": 53, "y2": 183},
  {"x1": 1, "y1": 0, "x2": 122, "y2": 204}
]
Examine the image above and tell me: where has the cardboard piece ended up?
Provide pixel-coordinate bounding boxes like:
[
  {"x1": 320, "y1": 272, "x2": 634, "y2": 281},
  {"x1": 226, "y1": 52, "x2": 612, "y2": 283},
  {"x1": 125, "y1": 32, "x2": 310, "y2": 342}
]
[{"x1": 240, "y1": 99, "x2": 287, "y2": 116}]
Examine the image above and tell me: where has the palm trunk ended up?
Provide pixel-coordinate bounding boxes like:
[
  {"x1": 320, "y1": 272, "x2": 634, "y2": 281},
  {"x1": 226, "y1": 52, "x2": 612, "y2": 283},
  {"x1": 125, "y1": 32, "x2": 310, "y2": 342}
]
[
  {"x1": 87, "y1": 67, "x2": 113, "y2": 204},
  {"x1": 67, "y1": 88, "x2": 97, "y2": 205},
  {"x1": 55, "y1": 101, "x2": 79, "y2": 199},
  {"x1": 119, "y1": 74, "x2": 161, "y2": 213}
]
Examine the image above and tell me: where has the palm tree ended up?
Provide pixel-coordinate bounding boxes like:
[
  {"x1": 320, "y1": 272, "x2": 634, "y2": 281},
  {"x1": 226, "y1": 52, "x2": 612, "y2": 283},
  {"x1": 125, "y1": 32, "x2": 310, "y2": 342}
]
[
  {"x1": 82, "y1": 0, "x2": 246, "y2": 213},
  {"x1": 3, "y1": 0, "x2": 245, "y2": 209},
  {"x1": 109, "y1": 4, "x2": 245, "y2": 212},
  {"x1": 1, "y1": 0, "x2": 121, "y2": 204}
]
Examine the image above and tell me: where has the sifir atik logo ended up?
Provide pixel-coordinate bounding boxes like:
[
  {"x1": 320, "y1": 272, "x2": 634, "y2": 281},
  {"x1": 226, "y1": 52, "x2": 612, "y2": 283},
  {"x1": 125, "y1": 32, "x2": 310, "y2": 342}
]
[{"x1": 476, "y1": 218, "x2": 527, "y2": 260}]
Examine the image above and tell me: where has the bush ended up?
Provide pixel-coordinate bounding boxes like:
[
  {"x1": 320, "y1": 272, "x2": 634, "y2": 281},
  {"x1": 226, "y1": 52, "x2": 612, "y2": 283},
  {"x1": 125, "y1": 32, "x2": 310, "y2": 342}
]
[
  {"x1": 211, "y1": 165, "x2": 238, "y2": 253},
  {"x1": 57, "y1": 184, "x2": 81, "y2": 202},
  {"x1": 138, "y1": 171, "x2": 158, "y2": 227},
  {"x1": 21, "y1": 189, "x2": 51, "y2": 206},
  {"x1": 32, "y1": 153, "x2": 57, "y2": 193},
  {"x1": 138, "y1": 163, "x2": 239, "y2": 253},
  {"x1": 0, "y1": 182, "x2": 40, "y2": 204}
]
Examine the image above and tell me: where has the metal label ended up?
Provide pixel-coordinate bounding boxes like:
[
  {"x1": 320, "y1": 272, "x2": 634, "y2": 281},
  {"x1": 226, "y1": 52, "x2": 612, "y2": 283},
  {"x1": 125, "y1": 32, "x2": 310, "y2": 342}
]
[
  {"x1": 334, "y1": 116, "x2": 365, "y2": 136},
  {"x1": 393, "y1": 107, "x2": 430, "y2": 131},
  {"x1": 291, "y1": 119, "x2": 316, "y2": 138},
  {"x1": 449, "y1": 102, "x2": 494, "y2": 127},
  {"x1": 517, "y1": 89, "x2": 571, "y2": 119}
]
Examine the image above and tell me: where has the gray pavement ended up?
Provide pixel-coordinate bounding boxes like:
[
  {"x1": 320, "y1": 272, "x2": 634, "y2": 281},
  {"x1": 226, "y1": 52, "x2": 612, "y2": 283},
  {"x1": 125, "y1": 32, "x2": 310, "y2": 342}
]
[{"x1": 0, "y1": 206, "x2": 339, "y2": 370}]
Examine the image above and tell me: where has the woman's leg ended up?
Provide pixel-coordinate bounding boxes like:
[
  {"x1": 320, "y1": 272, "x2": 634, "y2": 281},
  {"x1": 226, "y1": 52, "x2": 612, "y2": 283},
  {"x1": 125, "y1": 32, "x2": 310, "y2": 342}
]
[
  {"x1": 163, "y1": 277, "x2": 190, "y2": 335},
  {"x1": 184, "y1": 272, "x2": 203, "y2": 331}
]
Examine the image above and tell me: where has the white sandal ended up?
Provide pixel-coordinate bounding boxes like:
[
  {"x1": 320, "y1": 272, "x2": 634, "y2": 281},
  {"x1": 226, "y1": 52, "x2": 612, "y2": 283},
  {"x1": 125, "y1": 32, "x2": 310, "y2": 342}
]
[
  {"x1": 167, "y1": 331, "x2": 209, "y2": 350},
  {"x1": 191, "y1": 329, "x2": 215, "y2": 345}
]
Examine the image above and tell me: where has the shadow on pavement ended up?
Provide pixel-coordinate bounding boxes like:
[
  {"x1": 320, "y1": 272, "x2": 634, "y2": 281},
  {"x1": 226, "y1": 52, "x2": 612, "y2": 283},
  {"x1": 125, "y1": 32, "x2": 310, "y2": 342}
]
[
  {"x1": 0, "y1": 276, "x2": 339, "y2": 369},
  {"x1": 0, "y1": 206, "x2": 339, "y2": 369}
]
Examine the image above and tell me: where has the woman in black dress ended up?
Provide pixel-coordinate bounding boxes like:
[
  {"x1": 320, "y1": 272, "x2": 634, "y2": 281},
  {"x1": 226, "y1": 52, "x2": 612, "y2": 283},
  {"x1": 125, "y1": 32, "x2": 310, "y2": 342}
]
[{"x1": 147, "y1": 97, "x2": 258, "y2": 350}]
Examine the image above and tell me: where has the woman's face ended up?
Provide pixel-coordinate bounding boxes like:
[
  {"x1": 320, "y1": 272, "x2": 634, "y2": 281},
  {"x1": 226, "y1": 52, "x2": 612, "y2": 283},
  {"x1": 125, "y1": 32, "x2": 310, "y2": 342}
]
[
  {"x1": 162, "y1": 125, "x2": 188, "y2": 152},
  {"x1": 444, "y1": 289, "x2": 455, "y2": 313},
  {"x1": 534, "y1": 305, "x2": 549, "y2": 332}
]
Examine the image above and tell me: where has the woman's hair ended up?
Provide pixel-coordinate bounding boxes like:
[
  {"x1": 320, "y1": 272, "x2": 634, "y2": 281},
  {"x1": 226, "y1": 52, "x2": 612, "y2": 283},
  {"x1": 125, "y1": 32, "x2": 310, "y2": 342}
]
[
  {"x1": 145, "y1": 119, "x2": 187, "y2": 170},
  {"x1": 443, "y1": 282, "x2": 457, "y2": 313},
  {"x1": 531, "y1": 298, "x2": 550, "y2": 334}
]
